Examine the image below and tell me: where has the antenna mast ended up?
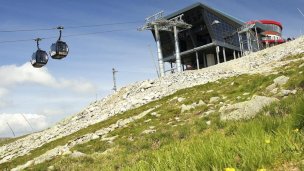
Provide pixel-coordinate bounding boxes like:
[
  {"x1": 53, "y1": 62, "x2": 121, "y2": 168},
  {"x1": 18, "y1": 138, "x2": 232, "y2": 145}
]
[{"x1": 112, "y1": 68, "x2": 118, "y2": 91}]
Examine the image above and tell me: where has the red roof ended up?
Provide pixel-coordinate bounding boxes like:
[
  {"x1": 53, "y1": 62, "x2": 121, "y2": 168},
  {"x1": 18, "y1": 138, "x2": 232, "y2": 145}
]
[
  {"x1": 259, "y1": 20, "x2": 283, "y2": 29},
  {"x1": 246, "y1": 20, "x2": 283, "y2": 30}
]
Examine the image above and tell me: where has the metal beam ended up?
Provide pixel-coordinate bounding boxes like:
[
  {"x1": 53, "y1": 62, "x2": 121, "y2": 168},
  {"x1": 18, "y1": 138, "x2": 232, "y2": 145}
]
[
  {"x1": 163, "y1": 42, "x2": 215, "y2": 61},
  {"x1": 223, "y1": 47, "x2": 226, "y2": 62}
]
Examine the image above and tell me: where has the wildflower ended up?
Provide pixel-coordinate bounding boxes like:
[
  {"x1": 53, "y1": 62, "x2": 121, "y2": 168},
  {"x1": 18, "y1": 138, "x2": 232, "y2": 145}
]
[
  {"x1": 224, "y1": 168, "x2": 235, "y2": 171},
  {"x1": 257, "y1": 169, "x2": 266, "y2": 171},
  {"x1": 265, "y1": 138, "x2": 270, "y2": 144},
  {"x1": 293, "y1": 128, "x2": 299, "y2": 132}
]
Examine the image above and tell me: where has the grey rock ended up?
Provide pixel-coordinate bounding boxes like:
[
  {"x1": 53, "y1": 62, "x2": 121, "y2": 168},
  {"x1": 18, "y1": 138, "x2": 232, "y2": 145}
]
[
  {"x1": 209, "y1": 97, "x2": 220, "y2": 103},
  {"x1": 266, "y1": 83, "x2": 276, "y2": 92},
  {"x1": 206, "y1": 121, "x2": 211, "y2": 125},
  {"x1": 177, "y1": 97, "x2": 185, "y2": 102},
  {"x1": 270, "y1": 88, "x2": 278, "y2": 94},
  {"x1": 220, "y1": 95, "x2": 279, "y2": 120},
  {"x1": 48, "y1": 165, "x2": 55, "y2": 171},
  {"x1": 70, "y1": 151, "x2": 87, "y2": 158},
  {"x1": 273, "y1": 75, "x2": 289, "y2": 86},
  {"x1": 142, "y1": 129, "x2": 156, "y2": 134}
]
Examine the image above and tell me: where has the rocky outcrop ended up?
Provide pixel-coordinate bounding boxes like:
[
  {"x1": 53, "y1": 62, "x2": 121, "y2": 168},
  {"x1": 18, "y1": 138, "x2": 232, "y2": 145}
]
[
  {"x1": 219, "y1": 96, "x2": 279, "y2": 120},
  {"x1": 1, "y1": 37, "x2": 304, "y2": 165}
]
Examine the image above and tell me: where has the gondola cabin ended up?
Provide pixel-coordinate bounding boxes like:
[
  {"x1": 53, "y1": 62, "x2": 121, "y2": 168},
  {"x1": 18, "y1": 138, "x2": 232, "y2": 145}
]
[
  {"x1": 50, "y1": 40, "x2": 69, "y2": 59},
  {"x1": 31, "y1": 49, "x2": 49, "y2": 68}
]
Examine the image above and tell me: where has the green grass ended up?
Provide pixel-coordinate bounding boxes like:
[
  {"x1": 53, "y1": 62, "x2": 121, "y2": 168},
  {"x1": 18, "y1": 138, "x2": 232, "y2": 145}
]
[{"x1": 2, "y1": 55, "x2": 304, "y2": 170}]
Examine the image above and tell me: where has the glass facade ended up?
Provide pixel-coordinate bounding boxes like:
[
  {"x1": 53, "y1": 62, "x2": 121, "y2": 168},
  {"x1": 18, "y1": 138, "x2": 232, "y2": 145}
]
[
  {"x1": 263, "y1": 24, "x2": 282, "y2": 34},
  {"x1": 204, "y1": 10, "x2": 239, "y2": 47}
]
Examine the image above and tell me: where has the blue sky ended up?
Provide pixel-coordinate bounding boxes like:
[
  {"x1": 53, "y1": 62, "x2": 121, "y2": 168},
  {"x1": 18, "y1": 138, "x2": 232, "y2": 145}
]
[{"x1": 0, "y1": 0, "x2": 303, "y2": 137}]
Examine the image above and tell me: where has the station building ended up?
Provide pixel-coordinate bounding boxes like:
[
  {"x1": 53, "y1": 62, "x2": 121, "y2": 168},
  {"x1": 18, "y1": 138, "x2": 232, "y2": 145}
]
[{"x1": 147, "y1": 3, "x2": 285, "y2": 75}]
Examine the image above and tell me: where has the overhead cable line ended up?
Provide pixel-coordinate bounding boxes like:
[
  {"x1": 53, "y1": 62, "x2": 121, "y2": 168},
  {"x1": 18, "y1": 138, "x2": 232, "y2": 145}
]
[
  {"x1": 0, "y1": 21, "x2": 142, "y2": 33},
  {"x1": 0, "y1": 28, "x2": 136, "y2": 44}
]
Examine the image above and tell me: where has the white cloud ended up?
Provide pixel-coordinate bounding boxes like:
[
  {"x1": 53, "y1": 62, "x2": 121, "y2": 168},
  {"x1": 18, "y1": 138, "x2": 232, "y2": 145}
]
[
  {"x1": 0, "y1": 113, "x2": 49, "y2": 137},
  {"x1": 39, "y1": 108, "x2": 66, "y2": 116},
  {"x1": 0, "y1": 62, "x2": 97, "y2": 93}
]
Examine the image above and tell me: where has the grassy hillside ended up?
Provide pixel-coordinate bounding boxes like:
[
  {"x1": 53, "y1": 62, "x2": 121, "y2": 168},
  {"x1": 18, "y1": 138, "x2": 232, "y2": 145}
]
[{"x1": 1, "y1": 54, "x2": 304, "y2": 170}]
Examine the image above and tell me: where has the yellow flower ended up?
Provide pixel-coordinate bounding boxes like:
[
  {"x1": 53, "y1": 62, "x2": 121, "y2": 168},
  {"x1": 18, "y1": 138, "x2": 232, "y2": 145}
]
[
  {"x1": 294, "y1": 128, "x2": 299, "y2": 132},
  {"x1": 265, "y1": 138, "x2": 270, "y2": 144},
  {"x1": 257, "y1": 169, "x2": 266, "y2": 171},
  {"x1": 224, "y1": 168, "x2": 235, "y2": 171}
]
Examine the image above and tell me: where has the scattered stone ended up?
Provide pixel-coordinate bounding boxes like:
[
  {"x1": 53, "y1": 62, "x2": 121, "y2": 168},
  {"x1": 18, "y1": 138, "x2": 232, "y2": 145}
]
[
  {"x1": 270, "y1": 88, "x2": 278, "y2": 94},
  {"x1": 101, "y1": 135, "x2": 118, "y2": 142},
  {"x1": 278, "y1": 89, "x2": 292, "y2": 97},
  {"x1": 150, "y1": 112, "x2": 161, "y2": 117},
  {"x1": 220, "y1": 95, "x2": 279, "y2": 120},
  {"x1": 142, "y1": 129, "x2": 156, "y2": 134},
  {"x1": 204, "y1": 110, "x2": 215, "y2": 116},
  {"x1": 206, "y1": 121, "x2": 211, "y2": 125},
  {"x1": 181, "y1": 104, "x2": 193, "y2": 113},
  {"x1": 291, "y1": 90, "x2": 297, "y2": 94},
  {"x1": 128, "y1": 137, "x2": 134, "y2": 141},
  {"x1": 209, "y1": 97, "x2": 220, "y2": 103},
  {"x1": 273, "y1": 75, "x2": 289, "y2": 86},
  {"x1": 236, "y1": 96, "x2": 242, "y2": 100},
  {"x1": 144, "y1": 119, "x2": 152, "y2": 123},
  {"x1": 181, "y1": 100, "x2": 206, "y2": 113},
  {"x1": 91, "y1": 134, "x2": 100, "y2": 140},
  {"x1": 206, "y1": 90, "x2": 214, "y2": 93},
  {"x1": 48, "y1": 165, "x2": 55, "y2": 171},
  {"x1": 70, "y1": 151, "x2": 87, "y2": 158},
  {"x1": 266, "y1": 83, "x2": 276, "y2": 92},
  {"x1": 177, "y1": 97, "x2": 185, "y2": 102},
  {"x1": 299, "y1": 63, "x2": 304, "y2": 68},
  {"x1": 243, "y1": 92, "x2": 250, "y2": 96}
]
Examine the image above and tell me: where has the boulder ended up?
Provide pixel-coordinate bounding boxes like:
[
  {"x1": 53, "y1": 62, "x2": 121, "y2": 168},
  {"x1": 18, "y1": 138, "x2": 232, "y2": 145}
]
[
  {"x1": 273, "y1": 75, "x2": 289, "y2": 86},
  {"x1": 220, "y1": 95, "x2": 279, "y2": 120},
  {"x1": 209, "y1": 97, "x2": 220, "y2": 103}
]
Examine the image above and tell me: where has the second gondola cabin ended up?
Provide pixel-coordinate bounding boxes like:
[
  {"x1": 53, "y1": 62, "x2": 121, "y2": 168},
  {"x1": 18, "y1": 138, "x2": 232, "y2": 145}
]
[{"x1": 50, "y1": 40, "x2": 69, "y2": 59}]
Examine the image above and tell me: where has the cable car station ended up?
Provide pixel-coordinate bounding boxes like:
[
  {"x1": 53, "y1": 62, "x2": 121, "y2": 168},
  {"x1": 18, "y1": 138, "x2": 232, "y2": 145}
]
[{"x1": 141, "y1": 2, "x2": 285, "y2": 76}]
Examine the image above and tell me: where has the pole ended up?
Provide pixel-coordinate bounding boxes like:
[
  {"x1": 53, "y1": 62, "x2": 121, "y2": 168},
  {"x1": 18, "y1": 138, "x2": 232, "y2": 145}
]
[
  {"x1": 112, "y1": 68, "x2": 117, "y2": 91},
  {"x1": 216, "y1": 46, "x2": 220, "y2": 64},
  {"x1": 154, "y1": 25, "x2": 165, "y2": 77},
  {"x1": 21, "y1": 114, "x2": 34, "y2": 132},
  {"x1": 7, "y1": 122, "x2": 15, "y2": 137},
  {"x1": 233, "y1": 50, "x2": 236, "y2": 59},
  {"x1": 223, "y1": 47, "x2": 226, "y2": 62},
  {"x1": 173, "y1": 26, "x2": 182, "y2": 72},
  {"x1": 195, "y1": 52, "x2": 200, "y2": 70}
]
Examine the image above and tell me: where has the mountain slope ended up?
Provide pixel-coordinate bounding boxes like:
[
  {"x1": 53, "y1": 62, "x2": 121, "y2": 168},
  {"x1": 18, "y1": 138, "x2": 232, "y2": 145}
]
[{"x1": 1, "y1": 37, "x2": 304, "y2": 170}]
